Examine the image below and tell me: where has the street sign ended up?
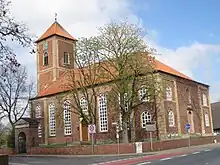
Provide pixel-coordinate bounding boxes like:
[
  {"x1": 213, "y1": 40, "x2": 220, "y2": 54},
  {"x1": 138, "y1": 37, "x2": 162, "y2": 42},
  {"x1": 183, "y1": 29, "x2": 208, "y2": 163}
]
[
  {"x1": 145, "y1": 123, "x2": 156, "y2": 132},
  {"x1": 88, "y1": 124, "x2": 96, "y2": 134},
  {"x1": 186, "y1": 123, "x2": 190, "y2": 130}
]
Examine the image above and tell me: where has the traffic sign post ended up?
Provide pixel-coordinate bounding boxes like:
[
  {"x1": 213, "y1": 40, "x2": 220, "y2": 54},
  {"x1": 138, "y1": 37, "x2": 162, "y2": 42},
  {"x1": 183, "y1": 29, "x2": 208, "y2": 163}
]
[
  {"x1": 186, "y1": 123, "x2": 191, "y2": 147},
  {"x1": 145, "y1": 122, "x2": 156, "y2": 151},
  {"x1": 88, "y1": 124, "x2": 96, "y2": 154}
]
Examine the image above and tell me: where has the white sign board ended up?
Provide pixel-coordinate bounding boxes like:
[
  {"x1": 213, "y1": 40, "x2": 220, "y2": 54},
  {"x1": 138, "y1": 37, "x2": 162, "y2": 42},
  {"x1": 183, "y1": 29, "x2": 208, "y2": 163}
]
[
  {"x1": 135, "y1": 142, "x2": 143, "y2": 153},
  {"x1": 88, "y1": 124, "x2": 96, "y2": 134},
  {"x1": 145, "y1": 123, "x2": 156, "y2": 132}
]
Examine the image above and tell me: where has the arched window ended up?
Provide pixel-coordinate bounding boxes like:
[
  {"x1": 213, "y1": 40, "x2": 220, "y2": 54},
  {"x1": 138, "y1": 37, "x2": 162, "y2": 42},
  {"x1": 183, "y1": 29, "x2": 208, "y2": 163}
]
[
  {"x1": 118, "y1": 93, "x2": 128, "y2": 111},
  {"x1": 203, "y1": 94, "x2": 208, "y2": 106},
  {"x1": 142, "y1": 111, "x2": 151, "y2": 128},
  {"x1": 63, "y1": 100, "x2": 72, "y2": 135},
  {"x1": 139, "y1": 87, "x2": 149, "y2": 102},
  {"x1": 49, "y1": 103, "x2": 56, "y2": 136},
  {"x1": 205, "y1": 113, "x2": 210, "y2": 127},
  {"x1": 35, "y1": 105, "x2": 41, "y2": 118},
  {"x1": 98, "y1": 94, "x2": 108, "y2": 132},
  {"x1": 166, "y1": 86, "x2": 172, "y2": 101},
  {"x1": 43, "y1": 52, "x2": 48, "y2": 66},
  {"x1": 168, "y1": 110, "x2": 175, "y2": 127},
  {"x1": 80, "y1": 97, "x2": 88, "y2": 114}
]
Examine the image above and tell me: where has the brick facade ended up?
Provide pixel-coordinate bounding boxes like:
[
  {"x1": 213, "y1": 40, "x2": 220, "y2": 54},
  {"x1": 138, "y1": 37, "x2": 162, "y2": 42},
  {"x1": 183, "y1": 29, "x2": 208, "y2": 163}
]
[{"x1": 24, "y1": 21, "x2": 214, "y2": 151}]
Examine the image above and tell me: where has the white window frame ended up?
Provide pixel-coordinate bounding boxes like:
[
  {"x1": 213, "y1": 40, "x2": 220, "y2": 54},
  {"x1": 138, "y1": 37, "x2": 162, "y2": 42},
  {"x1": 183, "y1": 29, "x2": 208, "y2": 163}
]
[
  {"x1": 168, "y1": 110, "x2": 175, "y2": 127},
  {"x1": 35, "y1": 105, "x2": 41, "y2": 118},
  {"x1": 38, "y1": 123, "x2": 42, "y2": 138},
  {"x1": 98, "y1": 94, "x2": 108, "y2": 132},
  {"x1": 63, "y1": 52, "x2": 70, "y2": 64},
  {"x1": 118, "y1": 93, "x2": 128, "y2": 112},
  {"x1": 139, "y1": 87, "x2": 149, "y2": 102},
  {"x1": 141, "y1": 111, "x2": 151, "y2": 128},
  {"x1": 80, "y1": 97, "x2": 88, "y2": 114},
  {"x1": 205, "y1": 113, "x2": 210, "y2": 127},
  {"x1": 119, "y1": 113, "x2": 130, "y2": 131},
  {"x1": 63, "y1": 100, "x2": 72, "y2": 135},
  {"x1": 166, "y1": 86, "x2": 172, "y2": 101},
  {"x1": 49, "y1": 103, "x2": 56, "y2": 136},
  {"x1": 43, "y1": 51, "x2": 49, "y2": 66},
  {"x1": 202, "y1": 94, "x2": 208, "y2": 106}
]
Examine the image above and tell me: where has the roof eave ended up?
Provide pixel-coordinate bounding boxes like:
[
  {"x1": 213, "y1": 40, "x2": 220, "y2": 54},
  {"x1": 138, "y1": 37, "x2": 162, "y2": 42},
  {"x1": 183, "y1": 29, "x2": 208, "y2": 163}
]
[
  {"x1": 157, "y1": 70, "x2": 209, "y2": 87},
  {"x1": 35, "y1": 34, "x2": 78, "y2": 43}
]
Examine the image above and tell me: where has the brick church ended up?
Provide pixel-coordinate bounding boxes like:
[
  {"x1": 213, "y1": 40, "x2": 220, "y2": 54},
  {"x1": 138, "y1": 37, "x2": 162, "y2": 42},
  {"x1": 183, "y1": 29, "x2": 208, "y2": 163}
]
[{"x1": 15, "y1": 20, "x2": 213, "y2": 153}]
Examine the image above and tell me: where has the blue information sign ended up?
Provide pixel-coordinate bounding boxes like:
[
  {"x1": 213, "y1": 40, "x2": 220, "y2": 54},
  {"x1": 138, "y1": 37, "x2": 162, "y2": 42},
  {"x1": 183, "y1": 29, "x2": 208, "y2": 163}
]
[{"x1": 186, "y1": 123, "x2": 190, "y2": 130}]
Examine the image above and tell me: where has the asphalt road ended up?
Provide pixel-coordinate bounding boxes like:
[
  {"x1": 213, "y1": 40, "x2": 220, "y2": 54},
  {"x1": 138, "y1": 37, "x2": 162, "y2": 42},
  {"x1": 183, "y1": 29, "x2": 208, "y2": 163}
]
[
  {"x1": 9, "y1": 146, "x2": 220, "y2": 165},
  {"x1": 9, "y1": 154, "x2": 149, "y2": 165},
  {"x1": 123, "y1": 147, "x2": 220, "y2": 165}
]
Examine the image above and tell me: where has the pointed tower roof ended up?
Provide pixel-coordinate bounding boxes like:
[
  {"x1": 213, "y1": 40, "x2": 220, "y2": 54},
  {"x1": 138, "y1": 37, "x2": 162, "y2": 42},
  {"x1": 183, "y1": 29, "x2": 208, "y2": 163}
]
[{"x1": 35, "y1": 21, "x2": 77, "y2": 43}]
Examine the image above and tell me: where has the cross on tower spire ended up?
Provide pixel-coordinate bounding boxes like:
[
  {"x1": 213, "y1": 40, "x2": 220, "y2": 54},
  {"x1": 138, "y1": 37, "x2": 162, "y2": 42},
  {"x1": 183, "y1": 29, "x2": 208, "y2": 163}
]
[{"x1": 55, "y1": 13, "x2": 57, "y2": 22}]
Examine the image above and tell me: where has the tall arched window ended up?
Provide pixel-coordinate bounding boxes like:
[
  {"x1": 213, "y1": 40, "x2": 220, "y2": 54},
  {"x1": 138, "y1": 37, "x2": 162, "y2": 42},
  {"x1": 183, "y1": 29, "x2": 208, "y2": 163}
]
[
  {"x1": 49, "y1": 103, "x2": 56, "y2": 136},
  {"x1": 205, "y1": 113, "x2": 210, "y2": 127},
  {"x1": 166, "y1": 86, "x2": 172, "y2": 101},
  {"x1": 43, "y1": 52, "x2": 48, "y2": 66},
  {"x1": 35, "y1": 105, "x2": 41, "y2": 118},
  {"x1": 80, "y1": 97, "x2": 88, "y2": 114},
  {"x1": 141, "y1": 111, "x2": 151, "y2": 128},
  {"x1": 168, "y1": 110, "x2": 175, "y2": 127},
  {"x1": 98, "y1": 94, "x2": 108, "y2": 132},
  {"x1": 202, "y1": 94, "x2": 208, "y2": 106},
  {"x1": 63, "y1": 100, "x2": 72, "y2": 135}
]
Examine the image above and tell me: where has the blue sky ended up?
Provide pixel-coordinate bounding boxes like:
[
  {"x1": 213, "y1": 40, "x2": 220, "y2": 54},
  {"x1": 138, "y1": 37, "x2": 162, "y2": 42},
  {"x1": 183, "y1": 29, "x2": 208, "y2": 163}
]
[
  {"x1": 132, "y1": 0, "x2": 220, "y2": 102},
  {"x1": 10, "y1": 0, "x2": 220, "y2": 102},
  {"x1": 136, "y1": 0, "x2": 220, "y2": 47}
]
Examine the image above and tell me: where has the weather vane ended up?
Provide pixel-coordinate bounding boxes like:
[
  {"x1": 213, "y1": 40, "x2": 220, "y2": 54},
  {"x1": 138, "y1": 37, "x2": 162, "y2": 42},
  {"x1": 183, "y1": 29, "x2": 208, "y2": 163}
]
[{"x1": 55, "y1": 13, "x2": 57, "y2": 22}]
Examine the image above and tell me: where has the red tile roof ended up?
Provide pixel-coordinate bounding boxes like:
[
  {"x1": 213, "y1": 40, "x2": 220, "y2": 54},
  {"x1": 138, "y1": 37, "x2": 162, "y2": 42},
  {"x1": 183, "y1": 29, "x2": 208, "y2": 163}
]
[
  {"x1": 35, "y1": 21, "x2": 77, "y2": 43},
  {"x1": 37, "y1": 58, "x2": 192, "y2": 98}
]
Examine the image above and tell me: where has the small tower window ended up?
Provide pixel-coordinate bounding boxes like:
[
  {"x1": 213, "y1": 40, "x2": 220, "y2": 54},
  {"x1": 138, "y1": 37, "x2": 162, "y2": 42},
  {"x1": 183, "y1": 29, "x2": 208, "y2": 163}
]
[
  {"x1": 43, "y1": 41, "x2": 48, "y2": 51},
  {"x1": 63, "y1": 52, "x2": 70, "y2": 64},
  {"x1": 43, "y1": 52, "x2": 49, "y2": 66}
]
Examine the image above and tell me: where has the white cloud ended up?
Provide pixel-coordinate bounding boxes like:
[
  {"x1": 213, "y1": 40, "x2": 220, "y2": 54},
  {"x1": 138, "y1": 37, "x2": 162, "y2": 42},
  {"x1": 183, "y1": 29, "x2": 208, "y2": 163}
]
[
  {"x1": 8, "y1": 0, "x2": 220, "y2": 102},
  {"x1": 154, "y1": 42, "x2": 220, "y2": 79}
]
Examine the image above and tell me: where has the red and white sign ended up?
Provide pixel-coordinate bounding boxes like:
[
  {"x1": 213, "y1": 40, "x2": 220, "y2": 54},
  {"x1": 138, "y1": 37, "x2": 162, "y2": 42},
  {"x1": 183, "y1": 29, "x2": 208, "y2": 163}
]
[{"x1": 88, "y1": 124, "x2": 96, "y2": 134}]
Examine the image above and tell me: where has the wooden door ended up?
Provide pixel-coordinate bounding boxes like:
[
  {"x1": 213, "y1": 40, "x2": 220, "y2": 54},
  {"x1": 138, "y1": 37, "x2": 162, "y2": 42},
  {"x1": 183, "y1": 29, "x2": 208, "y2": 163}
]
[{"x1": 82, "y1": 124, "x2": 88, "y2": 141}]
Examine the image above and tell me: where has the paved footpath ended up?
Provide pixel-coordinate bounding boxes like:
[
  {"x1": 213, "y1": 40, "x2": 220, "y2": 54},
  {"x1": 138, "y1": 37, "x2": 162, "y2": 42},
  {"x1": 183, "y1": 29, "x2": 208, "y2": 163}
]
[{"x1": 9, "y1": 143, "x2": 220, "y2": 165}]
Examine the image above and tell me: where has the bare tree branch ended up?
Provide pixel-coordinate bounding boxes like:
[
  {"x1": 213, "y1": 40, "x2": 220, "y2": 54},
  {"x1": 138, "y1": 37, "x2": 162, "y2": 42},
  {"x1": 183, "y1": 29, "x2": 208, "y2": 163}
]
[
  {"x1": 0, "y1": 63, "x2": 34, "y2": 126},
  {"x1": 0, "y1": 0, "x2": 34, "y2": 67}
]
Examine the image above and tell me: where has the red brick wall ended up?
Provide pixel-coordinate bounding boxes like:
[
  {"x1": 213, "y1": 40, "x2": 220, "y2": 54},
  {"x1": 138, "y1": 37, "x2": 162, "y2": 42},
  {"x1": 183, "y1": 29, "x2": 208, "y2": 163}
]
[
  {"x1": 58, "y1": 40, "x2": 75, "y2": 69},
  {"x1": 27, "y1": 136, "x2": 220, "y2": 155},
  {"x1": 0, "y1": 148, "x2": 15, "y2": 155}
]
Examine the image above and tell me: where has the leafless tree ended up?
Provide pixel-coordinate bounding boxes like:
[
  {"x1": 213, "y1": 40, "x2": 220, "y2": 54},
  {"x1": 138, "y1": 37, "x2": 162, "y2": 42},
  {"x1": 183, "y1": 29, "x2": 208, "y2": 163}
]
[
  {"x1": 0, "y1": 0, "x2": 34, "y2": 67},
  {"x1": 0, "y1": 64, "x2": 34, "y2": 126},
  {"x1": 58, "y1": 20, "x2": 165, "y2": 143}
]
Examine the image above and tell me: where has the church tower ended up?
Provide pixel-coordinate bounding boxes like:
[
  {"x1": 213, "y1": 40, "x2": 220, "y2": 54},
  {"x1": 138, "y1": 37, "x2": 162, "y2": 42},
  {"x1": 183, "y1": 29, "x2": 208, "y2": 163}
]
[{"x1": 35, "y1": 20, "x2": 77, "y2": 94}]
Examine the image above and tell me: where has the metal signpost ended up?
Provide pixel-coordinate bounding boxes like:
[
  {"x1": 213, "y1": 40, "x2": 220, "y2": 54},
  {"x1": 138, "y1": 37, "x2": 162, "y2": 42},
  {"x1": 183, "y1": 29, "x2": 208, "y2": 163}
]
[
  {"x1": 88, "y1": 124, "x2": 96, "y2": 154},
  {"x1": 145, "y1": 122, "x2": 156, "y2": 151},
  {"x1": 186, "y1": 123, "x2": 191, "y2": 147},
  {"x1": 116, "y1": 124, "x2": 120, "y2": 155}
]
